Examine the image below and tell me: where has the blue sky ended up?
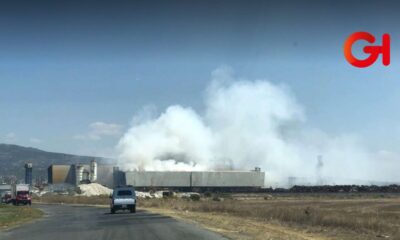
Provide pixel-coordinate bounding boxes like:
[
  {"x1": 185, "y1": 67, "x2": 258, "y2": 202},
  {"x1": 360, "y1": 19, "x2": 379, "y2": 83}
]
[{"x1": 1, "y1": 0, "x2": 400, "y2": 157}]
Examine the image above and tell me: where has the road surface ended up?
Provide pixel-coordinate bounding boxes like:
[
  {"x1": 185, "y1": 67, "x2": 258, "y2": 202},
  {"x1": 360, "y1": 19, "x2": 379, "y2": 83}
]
[{"x1": 0, "y1": 204, "x2": 227, "y2": 240}]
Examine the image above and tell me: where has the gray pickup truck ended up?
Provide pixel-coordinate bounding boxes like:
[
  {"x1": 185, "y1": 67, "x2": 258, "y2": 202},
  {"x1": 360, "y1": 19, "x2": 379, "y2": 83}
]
[{"x1": 110, "y1": 186, "x2": 136, "y2": 214}]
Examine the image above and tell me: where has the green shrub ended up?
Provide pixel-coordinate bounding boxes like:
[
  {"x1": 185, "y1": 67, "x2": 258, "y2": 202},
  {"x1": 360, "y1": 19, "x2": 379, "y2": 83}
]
[
  {"x1": 204, "y1": 192, "x2": 212, "y2": 198},
  {"x1": 190, "y1": 194, "x2": 201, "y2": 201}
]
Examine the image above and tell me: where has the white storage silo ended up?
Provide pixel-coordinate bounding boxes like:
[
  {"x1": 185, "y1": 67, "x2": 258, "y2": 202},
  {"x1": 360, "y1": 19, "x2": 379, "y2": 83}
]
[
  {"x1": 76, "y1": 165, "x2": 84, "y2": 185},
  {"x1": 90, "y1": 160, "x2": 97, "y2": 182}
]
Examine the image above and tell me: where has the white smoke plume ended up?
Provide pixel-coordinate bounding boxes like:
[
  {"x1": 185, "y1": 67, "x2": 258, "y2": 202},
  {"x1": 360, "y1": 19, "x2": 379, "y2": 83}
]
[{"x1": 116, "y1": 66, "x2": 399, "y2": 187}]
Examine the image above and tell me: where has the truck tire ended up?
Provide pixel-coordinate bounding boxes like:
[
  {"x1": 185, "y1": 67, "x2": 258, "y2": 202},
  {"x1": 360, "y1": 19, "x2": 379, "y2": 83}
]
[
  {"x1": 130, "y1": 205, "x2": 136, "y2": 213},
  {"x1": 111, "y1": 208, "x2": 115, "y2": 214}
]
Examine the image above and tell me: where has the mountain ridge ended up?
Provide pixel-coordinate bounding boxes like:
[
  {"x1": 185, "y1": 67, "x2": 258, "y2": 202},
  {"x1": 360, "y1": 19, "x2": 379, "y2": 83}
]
[{"x1": 0, "y1": 143, "x2": 109, "y2": 181}]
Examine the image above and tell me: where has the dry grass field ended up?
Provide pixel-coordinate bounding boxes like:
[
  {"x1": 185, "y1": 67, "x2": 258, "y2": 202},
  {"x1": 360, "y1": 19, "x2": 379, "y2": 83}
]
[
  {"x1": 140, "y1": 193, "x2": 400, "y2": 240},
  {"x1": 34, "y1": 193, "x2": 400, "y2": 240},
  {"x1": 0, "y1": 205, "x2": 43, "y2": 230}
]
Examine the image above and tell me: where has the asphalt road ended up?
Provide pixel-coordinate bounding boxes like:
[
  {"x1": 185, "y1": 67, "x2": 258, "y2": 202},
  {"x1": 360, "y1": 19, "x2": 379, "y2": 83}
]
[{"x1": 0, "y1": 204, "x2": 227, "y2": 240}]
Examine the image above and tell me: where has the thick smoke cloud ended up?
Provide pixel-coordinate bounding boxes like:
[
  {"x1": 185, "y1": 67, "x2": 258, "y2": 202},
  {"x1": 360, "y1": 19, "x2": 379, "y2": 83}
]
[{"x1": 116, "y1": 67, "x2": 399, "y2": 187}]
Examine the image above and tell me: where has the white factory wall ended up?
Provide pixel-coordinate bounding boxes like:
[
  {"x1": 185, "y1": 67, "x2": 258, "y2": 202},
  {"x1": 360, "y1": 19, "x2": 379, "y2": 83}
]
[
  {"x1": 125, "y1": 171, "x2": 265, "y2": 187},
  {"x1": 125, "y1": 171, "x2": 191, "y2": 187},
  {"x1": 191, "y1": 171, "x2": 265, "y2": 187}
]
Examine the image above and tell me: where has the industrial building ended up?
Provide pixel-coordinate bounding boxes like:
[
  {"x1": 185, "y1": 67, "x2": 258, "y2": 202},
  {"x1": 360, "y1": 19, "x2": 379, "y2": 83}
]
[
  {"x1": 47, "y1": 160, "x2": 265, "y2": 191},
  {"x1": 47, "y1": 165, "x2": 76, "y2": 185},
  {"x1": 47, "y1": 160, "x2": 115, "y2": 188},
  {"x1": 124, "y1": 168, "x2": 265, "y2": 191}
]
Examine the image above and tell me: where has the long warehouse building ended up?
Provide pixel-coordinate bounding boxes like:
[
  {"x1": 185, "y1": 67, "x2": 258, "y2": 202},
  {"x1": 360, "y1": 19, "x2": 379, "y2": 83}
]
[
  {"x1": 124, "y1": 169, "x2": 265, "y2": 191},
  {"x1": 47, "y1": 163, "x2": 266, "y2": 191}
]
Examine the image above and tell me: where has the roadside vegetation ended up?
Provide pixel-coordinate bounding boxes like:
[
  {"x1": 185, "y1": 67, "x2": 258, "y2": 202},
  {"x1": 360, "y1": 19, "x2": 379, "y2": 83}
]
[
  {"x1": 140, "y1": 193, "x2": 400, "y2": 240},
  {"x1": 0, "y1": 204, "x2": 43, "y2": 230}
]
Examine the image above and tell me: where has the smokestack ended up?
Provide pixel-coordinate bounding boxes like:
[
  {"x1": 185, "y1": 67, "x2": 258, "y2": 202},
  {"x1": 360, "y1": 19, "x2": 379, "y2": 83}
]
[
  {"x1": 25, "y1": 163, "x2": 33, "y2": 186},
  {"x1": 316, "y1": 155, "x2": 324, "y2": 185}
]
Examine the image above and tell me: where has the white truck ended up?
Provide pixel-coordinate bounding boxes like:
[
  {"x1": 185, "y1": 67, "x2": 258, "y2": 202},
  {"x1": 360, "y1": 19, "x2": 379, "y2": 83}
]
[
  {"x1": 110, "y1": 186, "x2": 136, "y2": 214},
  {"x1": 1, "y1": 191, "x2": 12, "y2": 204},
  {"x1": 11, "y1": 184, "x2": 31, "y2": 206}
]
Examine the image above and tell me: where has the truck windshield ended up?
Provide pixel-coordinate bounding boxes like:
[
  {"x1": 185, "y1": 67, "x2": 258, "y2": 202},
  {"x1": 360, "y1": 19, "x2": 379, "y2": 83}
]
[
  {"x1": 117, "y1": 190, "x2": 132, "y2": 196},
  {"x1": 17, "y1": 191, "x2": 29, "y2": 195}
]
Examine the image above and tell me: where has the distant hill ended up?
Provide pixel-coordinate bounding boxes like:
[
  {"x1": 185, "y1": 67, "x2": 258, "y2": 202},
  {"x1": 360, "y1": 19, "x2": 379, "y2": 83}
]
[{"x1": 0, "y1": 144, "x2": 110, "y2": 181}]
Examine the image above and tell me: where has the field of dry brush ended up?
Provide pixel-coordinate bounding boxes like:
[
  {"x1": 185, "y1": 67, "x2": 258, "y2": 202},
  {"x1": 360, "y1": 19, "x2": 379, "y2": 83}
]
[
  {"x1": 140, "y1": 193, "x2": 400, "y2": 240},
  {"x1": 34, "y1": 193, "x2": 400, "y2": 240}
]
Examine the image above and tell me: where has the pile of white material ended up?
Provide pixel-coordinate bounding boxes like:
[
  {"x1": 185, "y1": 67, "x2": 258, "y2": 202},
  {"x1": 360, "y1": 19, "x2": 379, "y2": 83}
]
[
  {"x1": 77, "y1": 183, "x2": 112, "y2": 196},
  {"x1": 134, "y1": 191, "x2": 200, "y2": 199},
  {"x1": 135, "y1": 191, "x2": 164, "y2": 199},
  {"x1": 31, "y1": 190, "x2": 48, "y2": 197}
]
